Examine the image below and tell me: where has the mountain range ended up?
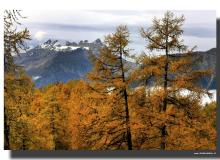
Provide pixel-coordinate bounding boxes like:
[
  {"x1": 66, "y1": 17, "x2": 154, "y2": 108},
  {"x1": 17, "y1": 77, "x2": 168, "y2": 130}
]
[
  {"x1": 14, "y1": 39, "x2": 216, "y2": 89},
  {"x1": 14, "y1": 39, "x2": 103, "y2": 87}
]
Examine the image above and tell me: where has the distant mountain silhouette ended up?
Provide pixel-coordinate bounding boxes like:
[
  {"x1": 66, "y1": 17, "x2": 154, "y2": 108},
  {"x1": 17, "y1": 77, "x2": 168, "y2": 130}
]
[
  {"x1": 14, "y1": 39, "x2": 103, "y2": 87},
  {"x1": 14, "y1": 39, "x2": 216, "y2": 89},
  {"x1": 192, "y1": 48, "x2": 216, "y2": 89}
]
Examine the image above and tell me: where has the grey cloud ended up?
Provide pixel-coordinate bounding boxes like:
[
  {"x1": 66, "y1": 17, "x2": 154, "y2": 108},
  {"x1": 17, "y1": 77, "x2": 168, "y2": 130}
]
[
  {"x1": 22, "y1": 10, "x2": 215, "y2": 52},
  {"x1": 29, "y1": 22, "x2": 215, "y2": 38},
  {"x1": 88, "y1": 10, "x2": 153, "y2": 16},
  {"x1": 183, "y1": 27, "x2": 215, "y2": 38},
  {"x1": 45, "y1": 24, "x2": 216, "y2": 38},
  {"x1": 28, "y1": 22, "x2": 115, "y2": 32}
]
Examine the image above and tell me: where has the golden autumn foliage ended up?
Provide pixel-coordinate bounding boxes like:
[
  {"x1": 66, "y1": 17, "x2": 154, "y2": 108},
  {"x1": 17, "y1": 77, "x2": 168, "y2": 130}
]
[
  {"x1": 5, "y1": 77, "x2": 216, "y2": 150},
  {"x1": 4, "y1": 10, "x2": 30, "y2": 73},
  {"x1": 86, "y1": 26, "x2": 134, "y2": 150},
  {"x1": 131, "y1": 11, "x2": 215, "y2": 150},
  {"x1": 4, "y1": 11, "x2": 216, "y2": 151},
  {"x1": 4, "y1": 72, "x2": 34, "y2": 149}
]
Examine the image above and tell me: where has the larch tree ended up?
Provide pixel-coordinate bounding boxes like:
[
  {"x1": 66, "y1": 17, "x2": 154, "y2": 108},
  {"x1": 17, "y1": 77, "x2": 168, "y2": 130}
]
[
  {"x1": 27, "y1": 88, "x2": 55, "y2": 150},
  {"x1": 138, "y1": 11, "x2": 213, "y2": 150},
  {"x1": 66, "y1": 80, "x2": 103, "y2": 149},
  {"x1": 27, "y1": 80, "x2": 80, "y2": 150},
  {"x1": 4, "y1": 10, "x2": 30, "y2": 73},
  {"x1": 4, "y1": 10, "x2": 31, "y2": 150},
  {"x1": 40, "y1": 83, "x2": 73, "y2": 149},
  {"x1": 4, "y1": 73, "x2": 34, "y2": 150},
  {"x1": 87, "y1": 25, "x2": 134, "y2": 150}
]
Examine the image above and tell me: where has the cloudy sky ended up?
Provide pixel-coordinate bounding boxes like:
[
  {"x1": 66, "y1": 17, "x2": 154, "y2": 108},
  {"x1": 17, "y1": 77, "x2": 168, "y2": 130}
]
[{"x1": 19, "y1": 10, "x2": 216, "y2": 54}]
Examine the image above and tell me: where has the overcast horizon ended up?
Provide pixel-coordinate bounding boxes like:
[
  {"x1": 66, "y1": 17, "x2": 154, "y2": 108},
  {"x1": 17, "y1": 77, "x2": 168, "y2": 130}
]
[{"x1": 19, "y1": 10, "x2": 216, "y2": 54}]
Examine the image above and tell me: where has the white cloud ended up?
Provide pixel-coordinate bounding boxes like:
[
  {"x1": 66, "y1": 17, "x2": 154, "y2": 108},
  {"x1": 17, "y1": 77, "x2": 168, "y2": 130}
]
[
  {"x1": 22, "y1": 10, "x2": 215, "y2": 51},
  {"x1": 34, "y1": 31, "x2": 47, "y2": 41}
]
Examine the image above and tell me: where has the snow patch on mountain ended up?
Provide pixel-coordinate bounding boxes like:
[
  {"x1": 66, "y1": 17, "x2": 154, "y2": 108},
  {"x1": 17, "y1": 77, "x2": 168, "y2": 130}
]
[
  {"x1": 138, "y1": 86, "x2": 216, "y2": 106},
  {"x1": 201, "y1": 90, "x2": 216, "y2": 105},
  {"x1": 37, "y1": 39, "x2": 103, "y2": 52},
  {"x1": 179, "y1": 89, "x2": 216, "y2": 106},
  {"x1": 54, "y1": 46, "x2": 89, "y2": 51},
  {"x1": 32, "y1": 76, "x2": 41, "y2": 81}
]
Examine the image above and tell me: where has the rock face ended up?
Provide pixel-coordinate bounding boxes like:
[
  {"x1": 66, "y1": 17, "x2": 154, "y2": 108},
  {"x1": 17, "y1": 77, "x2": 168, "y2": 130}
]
[
  {"x1": 15, "y1": 48, "x2": 92, "y2": 87},
  {"x1": 14, "y1": 38, "x2": 216, "y2": 89},
  {"x1": 192, "y1": 48, "x2": 216, "y2": 89},
  {"x1": 144, "y1": 48, "x2": 216, "y2": 90},
  {"x1": 14, "y1": 39, "x2": 103, "y2": 87}
]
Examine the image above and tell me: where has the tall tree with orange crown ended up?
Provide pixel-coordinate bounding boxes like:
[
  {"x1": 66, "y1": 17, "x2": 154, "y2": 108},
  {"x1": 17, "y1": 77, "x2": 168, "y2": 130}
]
[
  {"x1": 138, "y1": 11, "x2": 212, "y2": 149},
  {"x1": 87, "y1": 25, "x2": 134, "y2": 150}
]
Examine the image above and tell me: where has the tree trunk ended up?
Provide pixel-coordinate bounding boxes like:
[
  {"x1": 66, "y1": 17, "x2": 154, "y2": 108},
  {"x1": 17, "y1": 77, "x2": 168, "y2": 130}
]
[
  {"x1": 119, "y1": 47, "x2": 133, "y2": 150},
  {"x1": 51, "y1": 104, "x2": 56, "y2": 150},
  {"x1": 161, "y1": 125, "x2": 167, "y2": 149},
  {"x1": 161, "y1": 24, "x2": 169, "y2": 149},
  {"x1": 4, "y1": 107, "x2": 10, "y2": 150},
  {"x1": 22, "y1": 136, "x2": 27, "y2": 150},
  {"x1": 161, "y1": 60, "x2": 168, "y2": 149},
  {"x1": 123, "y1": 89, "x2": 133, "y2": 150}
]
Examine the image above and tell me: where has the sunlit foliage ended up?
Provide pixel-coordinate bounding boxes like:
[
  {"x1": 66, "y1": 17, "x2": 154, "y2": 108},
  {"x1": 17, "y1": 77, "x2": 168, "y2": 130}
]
[{"x1": 4, "y1": 11, "x2": 216, "y2": 150}]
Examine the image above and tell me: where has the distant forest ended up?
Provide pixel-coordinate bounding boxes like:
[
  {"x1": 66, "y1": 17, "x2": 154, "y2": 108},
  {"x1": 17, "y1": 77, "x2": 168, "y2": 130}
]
[{"x1": 4, "y1": 10, "x2": 216, "y2": 150}]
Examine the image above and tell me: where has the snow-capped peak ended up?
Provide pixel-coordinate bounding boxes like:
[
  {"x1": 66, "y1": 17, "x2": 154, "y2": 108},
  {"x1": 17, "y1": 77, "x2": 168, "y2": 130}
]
[
  {"x1": 39, "y1": 39, "x2": 90, "y2": 52},
  {"x1": 93, "y1": 38, "x2": 102, "y2": 45},
  {"x1": 44, "y1": 39, "x2": 52, "y2": 45}
]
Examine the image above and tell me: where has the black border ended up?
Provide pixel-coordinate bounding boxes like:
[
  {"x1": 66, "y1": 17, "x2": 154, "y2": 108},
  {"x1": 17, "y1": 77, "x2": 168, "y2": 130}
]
[
  {"x1": 10, "y1": 150, "x2": 220, "y2": 158},
  {"x1": 9, "y1": 17, "x2": 220, "y2": 159}
]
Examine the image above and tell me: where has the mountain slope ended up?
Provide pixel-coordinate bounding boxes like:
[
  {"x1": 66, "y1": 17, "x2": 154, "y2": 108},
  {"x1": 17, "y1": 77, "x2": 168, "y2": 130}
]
[
  {"x1": 15, "y1": 48, "x2": 92, "y2": 87},
  {"x1": 14, "y1": 39, "x2": 216, "y2": 89},
  {"x1": 14, "y1": 39, "x2": 101, "y2": 87},
  {"x1": 192, "y1": 48, "x2": 216, "y2": 89}
]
